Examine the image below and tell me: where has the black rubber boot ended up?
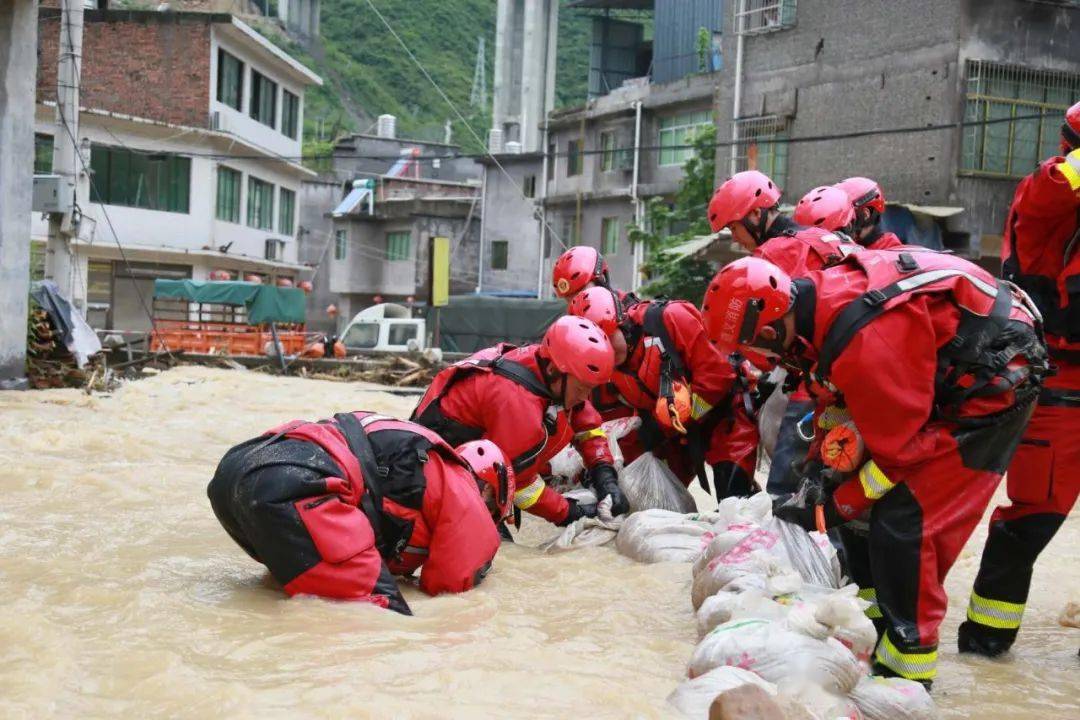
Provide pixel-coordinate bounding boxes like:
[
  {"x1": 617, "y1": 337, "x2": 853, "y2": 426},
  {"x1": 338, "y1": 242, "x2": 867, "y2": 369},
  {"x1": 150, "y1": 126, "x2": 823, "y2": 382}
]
[{"x1": 957, "y1": 620, "x2": 1016, "y2": 657}]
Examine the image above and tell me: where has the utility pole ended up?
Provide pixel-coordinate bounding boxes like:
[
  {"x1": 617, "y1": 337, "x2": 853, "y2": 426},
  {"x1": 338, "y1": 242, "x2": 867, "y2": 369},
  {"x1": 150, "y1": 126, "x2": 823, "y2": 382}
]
[{"x1": 46, "y1": 0, "x2": 87, "y2": 311}]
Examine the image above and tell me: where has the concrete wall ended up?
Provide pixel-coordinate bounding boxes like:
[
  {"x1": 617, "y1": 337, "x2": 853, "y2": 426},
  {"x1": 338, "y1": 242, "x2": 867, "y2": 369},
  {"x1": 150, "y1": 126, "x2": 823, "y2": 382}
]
[
  {"x1": 480, "y1": 157, "x2": 543, "y2": 293},
  {"x1": 332, "y1": 135, "x2": 482, "y2": 183},
  {"x1": 0, "y1": 0, "x2": 36, "y2": 388},
  {"x1": 38, "y1": 11, "x2": 213, "y2": 129},
  {"x1": 297, "y1": 179, "x2": 340, "y2": 333}
]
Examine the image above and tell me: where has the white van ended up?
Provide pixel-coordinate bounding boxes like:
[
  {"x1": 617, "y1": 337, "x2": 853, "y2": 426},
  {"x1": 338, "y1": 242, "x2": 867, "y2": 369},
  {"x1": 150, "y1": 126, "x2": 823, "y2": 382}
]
[{"x1": 340, "y1": 303, "x2": 426, "y2": 353}]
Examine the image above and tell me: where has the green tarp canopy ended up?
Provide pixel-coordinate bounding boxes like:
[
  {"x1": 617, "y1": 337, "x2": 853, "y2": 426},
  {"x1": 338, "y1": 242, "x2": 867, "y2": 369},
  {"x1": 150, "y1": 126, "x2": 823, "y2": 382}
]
[
  {"x1": 153, "y1": 279, "x2": 306, "y2": 324},
  {"x1": 435, "y1": 295, "x2": 565, "y2": 353}
]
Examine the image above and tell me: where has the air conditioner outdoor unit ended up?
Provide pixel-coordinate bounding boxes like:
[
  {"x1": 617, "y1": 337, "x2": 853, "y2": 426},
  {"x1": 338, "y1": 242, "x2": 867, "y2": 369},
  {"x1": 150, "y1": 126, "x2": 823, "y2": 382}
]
[
  {"x1": 33, "y1": 174, "x2": 71, "y2": 214},
  {"x1": 265, "y1": 238, "x2": 286, "y2": 261},
  {"x1": 211, "y1": 111, "x2": 225, "y2": 132}
]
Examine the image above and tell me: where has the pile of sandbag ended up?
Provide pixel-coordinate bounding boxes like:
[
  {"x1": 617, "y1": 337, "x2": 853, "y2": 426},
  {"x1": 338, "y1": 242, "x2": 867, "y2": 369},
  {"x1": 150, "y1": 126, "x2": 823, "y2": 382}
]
[{"x1": 609, "y1": 493, "x2": 937, "y2": 720}]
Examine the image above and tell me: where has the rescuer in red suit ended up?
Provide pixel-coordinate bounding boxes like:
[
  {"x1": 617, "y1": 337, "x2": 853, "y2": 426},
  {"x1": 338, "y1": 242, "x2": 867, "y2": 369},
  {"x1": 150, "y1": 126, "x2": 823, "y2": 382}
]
[
  {"x1": 835, "y1": 176, "x2": 905, "y2": 250},
  {"x1": 958, "y1": 100, "x2": 1080, "y2": 658},
  {"x1": 701, "y1": 253, "x2": 1047, "y2": 686},
  {"x1": 207, "y1": 413, "x2": 513, "y2": 614},
  {"x1": 569, "y1": 286, "x2": 758, "y2": 498},
  {"x1": 412, "y1": 316, "x2": 625, "y2": 526}
]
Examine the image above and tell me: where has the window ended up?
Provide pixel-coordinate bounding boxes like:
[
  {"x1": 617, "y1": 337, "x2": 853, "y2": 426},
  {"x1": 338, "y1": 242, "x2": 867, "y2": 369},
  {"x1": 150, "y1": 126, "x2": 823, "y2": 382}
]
[
  {"x1": 600, "y1": 131, "x2": 617, "y2": 172},
  {"x1": 278, "y1": 187, "x2": 296, "y2": 235},
  {"x1": 523, "y1": 174, "x2": 537, "y2": 198},
  {"x1": 659, "y1": 110, "x2": 714, "y2": 166},
  {"x1": 733, "y1": 115, "x2": 790, "y2": 191},
  {"x1": 216, "y1": 49, "x2": 244, "y2": 111},
  {"x1": 281, "y1": 89, "x2": 300, "y2": 139},
  {"x1": 562, "y1": 215, "x2": 581, "y2": 246},
  {"x1": 601, "y1": 217, "x2": 619, "y2": 255},
  {"x1": 343, "y1": 323, "x2": 378, "y2": 348},
  {"x1": 334, "y1": 229, "x2": 347, "y2": 260},
  {"x1": 961, "y1": 60, "x2": 1080, "y2": 178},
  {"x1": 543, "y1": 228, "x2": 552, "y2": 259},
  {"x1": 388, "y1": 323, "x2": 419, "y2": 347},
  {"x1": 386, "y1": 231, "x2": 411, "y2": 261},
  {"x1": 246, "y1": 176, "x2": 275, "y2": 230},
  {"x1": 491, "y1": 240, "x2": 509, "y2": 270},
  {"x1": 249, "y1": 70, "x2": 278, "y2": 128},
  {"x1": 34, "y1": 134, "x2": 53, "y2": 173},
  {"x1": 567, "y1": 139, "x2": 583, "y2": 176},
  {"x1": 265, "y1": 238, "x2": 285, "y2": 261},
  {"x1": 547, "y1": 141, "x2": 556, "y2": 181},
  {"x1": 215, "y1": 166, "x2": 241, "y2": 223},
  {"x1": 89, "y1": 145, "x2": 191, "y2": 212},
  {"x1": 735, "y1": 0, "x2": 798, "y2": 35}
]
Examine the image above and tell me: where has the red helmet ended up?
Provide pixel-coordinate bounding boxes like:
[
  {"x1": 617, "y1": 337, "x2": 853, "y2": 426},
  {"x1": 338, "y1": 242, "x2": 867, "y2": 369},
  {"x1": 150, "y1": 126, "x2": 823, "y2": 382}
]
[
  {"x1": 552, "y1": 246, "x2": 609, "y2": 299},
  {"x1": 701, "y1": 257, "x2": 792, "y2": 356},
  {"x1": 793, "y1": 185, "x2": 856, "y2": 232},
  {"x1": 835, "y1": 176, "x2": 886, "y2": 216},
  {"x1": 1063, "y1": 100, "x2": 1080, "y2": 153},
  {"x1": 539, "y1": 316, "x2": 615, "y2": 386},
  {"x1": 707, "y1": 170, "x2": 782, "y2": 233},
  {"x1": 567, "y1": 286, "x2": 622, "y2": 336},
  {"x1": 456, "y1": 440, "x2": 515, "y2": 521}
]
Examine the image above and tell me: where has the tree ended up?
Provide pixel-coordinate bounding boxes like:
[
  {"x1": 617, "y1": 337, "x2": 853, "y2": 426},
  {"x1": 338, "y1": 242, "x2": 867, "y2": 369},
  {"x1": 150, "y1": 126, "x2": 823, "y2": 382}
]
[{"x1": 629, "y1": 123, "x2": 718, "y2": 303}]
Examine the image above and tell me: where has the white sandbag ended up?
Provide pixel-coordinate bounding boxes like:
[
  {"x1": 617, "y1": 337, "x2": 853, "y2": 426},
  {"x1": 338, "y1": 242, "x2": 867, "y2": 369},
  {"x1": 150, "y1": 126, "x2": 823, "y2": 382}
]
[
  {"x1": 666, "y1": 666, "x2": 777, "y2": 720},
  {"x1": 775, "y1": 681, "x2": 864, "y2": 720},
  {"x1": 696, "y1": 590, "x2": 791, "y2": 637},
  {"x1": 546, "y1": 416, "x2": 639, "y2": 488},
  {"x1": 620, "y1": 451, "x2": 698, "y2": 514},
  {"x1": 713, "y1": 492, "x2": 774, "y2": 528},
  {"x1": 691, "y1": 522, "x2": 759, "y2": 578},
  {"x1": 849, "y1": 676, "x2": 937, "y2": 720},
  {"x1": 811, "y1": 585, "x2": 878, "y2": 663},
  {"x1": 615, "y1": 510, "x2": 714, "y2": 564},
  {"x1": 689, "y1": 618, "x2": 862, "y2": 696},
  {"x1": 692, "y1": 548, "x2": 802, "y2": 610}
]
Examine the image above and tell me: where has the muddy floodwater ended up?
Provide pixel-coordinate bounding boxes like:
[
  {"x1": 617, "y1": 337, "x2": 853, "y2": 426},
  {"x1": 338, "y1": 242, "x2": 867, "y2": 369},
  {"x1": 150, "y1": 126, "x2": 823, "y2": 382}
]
[{"x1": 0, "y1": 366, "x2": 1076, "y2": 719}]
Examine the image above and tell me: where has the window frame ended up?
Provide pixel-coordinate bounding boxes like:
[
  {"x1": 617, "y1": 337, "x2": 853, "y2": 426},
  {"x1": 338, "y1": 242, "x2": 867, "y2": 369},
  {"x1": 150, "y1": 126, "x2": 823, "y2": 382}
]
[
  {"x1": 216, "y1": 49, "x2": 244, "y2": 111},
  {"x1": 601, "y1": 217, "x2": 619, "y2": 256},
  {"x1": 658, "y1": 110, "x2": 714, "y2": 167},
  {"x1": 278, "y1": 187, "x2": 296, "y2": 235},
  {"x1": 386, "y1": 231, "x2": 412, "y2": 261},
  {"x1": 89, "y1": 144, "x2": 191, "y2": 213},
  {"x1": 281, "y1": 89, "x2": 301, "y2": 140},
  {"x1": 249, "y1": 69, "x2": 278, "y2": 129},
  {"x1": 567, "y1": 138, "x2": 583, "y2": 177},
  {"x1": 523, "y1": 174, "x2": 537, "y2": 198},
  {"x1": 334, "y1": 229, "x2": 347, "y2": 260},
  {"x1": 600, "y1": 131, "x2": 617, "y2": 172},
  {"x1": 491, "y1": 240, "x2": 509, "y2": 270},
  {"x1": 246, "y1": 176, "x2": 275, "y2": 231},
  {"x1": 215, "y1": 165, "x2": 241, "y2": 224},
  {"x1": 34, "y1": 133, "x2": 54, "y2": 174},
  {"x1": 732, "y1": 115, "x2": 790, "y2": 191}
]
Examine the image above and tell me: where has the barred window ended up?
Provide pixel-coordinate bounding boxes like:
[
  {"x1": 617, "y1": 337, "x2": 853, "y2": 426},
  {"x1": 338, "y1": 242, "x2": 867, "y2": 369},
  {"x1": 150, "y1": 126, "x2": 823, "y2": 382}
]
[
  {"x1": 386, "y1": 231, "x2": 411, "y2": 261},
  {"x1": 733, "y1": 115, "x2": 789, "y2": 190},
  {"x1": 961, "y1": 60, "x2": 1080, "y2": 178},
  {"x1": 659, "y1": 110, "x2": 714, "y2": 166},
  {"x1": 735, "y1": 0, "x2": 797, "y2": 36}
]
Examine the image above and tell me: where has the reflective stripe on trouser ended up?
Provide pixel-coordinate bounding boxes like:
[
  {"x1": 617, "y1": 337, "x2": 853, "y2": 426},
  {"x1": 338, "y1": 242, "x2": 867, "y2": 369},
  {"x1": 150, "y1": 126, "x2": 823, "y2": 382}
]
[
  {"x1": 858, "y1": 460, "x2": 895, "y2": 500},
  {"x1": 513, "y1": 478, "x2": 546, "y2": 509},
  {"x1": 966, "y1": 591, "x2": 1025, "y2": 630},
  {"x1": 874, "y1": 632, "x2": 938, "y2": 682},
  {"x1": 858, "y1": 587, "x2": 883, "y2": 619}
]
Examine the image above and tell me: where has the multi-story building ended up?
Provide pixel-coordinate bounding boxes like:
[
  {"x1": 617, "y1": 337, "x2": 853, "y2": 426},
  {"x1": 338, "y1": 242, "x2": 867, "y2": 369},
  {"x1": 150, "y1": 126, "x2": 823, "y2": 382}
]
[
  {"x1": 296, "y1": 120, "x2": 484, "y2": 331},
  {"x1": 32, "y1": 9, "x2": 321, "y2": 331},
  {"x1": 716, "y1": 0, "x2": 1080, "y2": 263}
]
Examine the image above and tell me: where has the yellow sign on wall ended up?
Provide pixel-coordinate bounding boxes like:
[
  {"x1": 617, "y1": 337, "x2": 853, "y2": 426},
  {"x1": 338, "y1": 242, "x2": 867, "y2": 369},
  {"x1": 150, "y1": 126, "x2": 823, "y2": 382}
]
[{"x1": 430, "y1": 236, "x2": 450, "y2": 307}]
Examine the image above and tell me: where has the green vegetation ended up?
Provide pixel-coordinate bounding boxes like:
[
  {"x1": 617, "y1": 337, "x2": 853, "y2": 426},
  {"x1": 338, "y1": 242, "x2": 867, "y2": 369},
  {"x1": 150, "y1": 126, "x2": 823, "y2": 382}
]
[{"x1": 630, "y1": 124, "x2": 717, "y2": 303}]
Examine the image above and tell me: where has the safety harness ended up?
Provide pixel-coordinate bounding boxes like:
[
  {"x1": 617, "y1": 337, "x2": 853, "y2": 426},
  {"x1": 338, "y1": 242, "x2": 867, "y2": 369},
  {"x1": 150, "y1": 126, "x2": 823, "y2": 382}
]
[{"x1": 815, "y1": 252, "x2": 1048, "y2": 421}]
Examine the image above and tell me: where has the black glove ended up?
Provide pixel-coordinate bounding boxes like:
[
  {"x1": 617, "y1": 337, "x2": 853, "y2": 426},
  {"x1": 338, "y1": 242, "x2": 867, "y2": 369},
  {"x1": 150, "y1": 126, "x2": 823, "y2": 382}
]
[
  {"x1": 771, "y1": 491, "x2": 845, "y2": 532},
  {"x1": 713, "y1": 462, "x2": 755, "y2": 499},
  {"x1": 588, "y1": 464, "x2": 630, "y2": 516},
  {"x1": 558, "y1": 498, "x2": 597, "y2": 526}
]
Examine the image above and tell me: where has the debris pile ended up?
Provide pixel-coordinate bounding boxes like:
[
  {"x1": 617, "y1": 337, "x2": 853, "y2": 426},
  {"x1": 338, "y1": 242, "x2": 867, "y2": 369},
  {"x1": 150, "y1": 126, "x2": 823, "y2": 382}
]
[
  {"x1": 26, "y1": 305, "x2": 115, "y2": 391},
  {"x1": 278, "y1": 353, "x2": 446, "y2": 387}
]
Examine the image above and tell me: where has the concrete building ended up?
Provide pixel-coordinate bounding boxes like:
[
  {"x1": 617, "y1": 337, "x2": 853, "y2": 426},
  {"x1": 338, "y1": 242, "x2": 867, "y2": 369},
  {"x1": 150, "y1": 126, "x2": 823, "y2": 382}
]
[
  {"x1": 491, "y1": 0, "x2": 560, "y2": 153},
  {"x1": 296, "y1": 121, "x2": 484, "y2": 332},
  {"x1": 715, "y1": 0, "x2": 1080, "y2": 261},
  {"x1": 0, "y1": 0, "x2": 37, "y2": 388},
  {"x1": 477, "y1": 152, "x2": 546, "y2": 294},
  {"x1": 31, "y1": 9, "x2": 322, "y2": 332}
]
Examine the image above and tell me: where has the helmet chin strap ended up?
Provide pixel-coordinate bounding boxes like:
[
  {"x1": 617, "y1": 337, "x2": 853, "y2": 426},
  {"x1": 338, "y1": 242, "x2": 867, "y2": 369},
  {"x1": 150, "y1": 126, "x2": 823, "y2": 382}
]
[{"x1": 741, "y1": 210, "x2": 771, "y2": 246}]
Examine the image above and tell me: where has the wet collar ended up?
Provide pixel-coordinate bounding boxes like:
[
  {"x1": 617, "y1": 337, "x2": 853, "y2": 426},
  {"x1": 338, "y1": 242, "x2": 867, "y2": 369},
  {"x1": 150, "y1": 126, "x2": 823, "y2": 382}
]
[
  {"x1": 861, "y1": 226, "x2": 883, "y2": 248},
  {"x1": 763, "y1": 214, "x2": 802, "y2": 242}
]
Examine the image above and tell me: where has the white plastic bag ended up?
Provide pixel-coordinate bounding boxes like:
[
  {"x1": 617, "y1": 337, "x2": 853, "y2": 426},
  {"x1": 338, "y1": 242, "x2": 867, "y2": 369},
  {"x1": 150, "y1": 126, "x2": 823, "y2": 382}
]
[
  {"x1": 546, "y1": 416, "x2": 638, "y2": 489},
  {"x1": 615, "y1": 509, "x2": 714, "y2": 564},
  {"x1": 689, "y1": 618, "x2": 862, "y2": 696},
  {"x1": 849, "y1": 676, "x2": 937, "y2": 720},
  {"x1": 696, "y1": 589, "x2": 790, "y2": 638},
  {"x1": 620, "y1": 451, "x2": 697, "y2": 514},
  {"x1": 666, "y1": 666, "x2": 777, "y2": 720},
  {"x1": 775, "y1": 681, "x2": 864, "y2": 720}
]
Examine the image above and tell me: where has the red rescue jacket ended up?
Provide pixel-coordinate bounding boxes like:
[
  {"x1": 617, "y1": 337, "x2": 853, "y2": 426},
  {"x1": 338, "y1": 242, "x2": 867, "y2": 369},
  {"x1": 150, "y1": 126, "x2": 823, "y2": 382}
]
[
  {"x1": 266, "y1": 412, "x2": 500, "y2": 596},
  {"x1": 412, "y1": 344, "x2": 614, "y2": 524},
  {"x1": 794, "y1": 250, "x2": 1045, "y2": 513},
  {"x1": 862, "y1": 228, "x2": 905, "y2": 250},
  {"x1": 755, "y1": 215, "x2": 861, "y2": 279},
  {"x1": 1001, "y1": 152, "x2": 1080, "y2": 354}
]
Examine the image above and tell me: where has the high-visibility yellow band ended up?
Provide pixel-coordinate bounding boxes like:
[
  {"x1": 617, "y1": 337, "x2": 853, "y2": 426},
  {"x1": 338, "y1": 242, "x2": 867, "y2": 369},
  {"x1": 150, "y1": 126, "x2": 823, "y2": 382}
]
[
  {"x1": 966, "y1": 591, "x2": 1025, "y2": 630},
  {"x1": 874, "y1": 633, "x2": 938, "y2": 681},
  {"x1": 857, "y1": 587, "x2": 883, "y2": 619},
  {"x1": 574, "y1": 428, "x2": 607, "y2": 442},
  {"x1": 858, "y1": 460, "x2": 895, "y2": 500},
  {"x1": 513, "y1": 479, "x2": 546, "y2": 509},
  {"x1": 817, "y1": 405, "x2": 850, "y2": 430},
  {"x1": 1058, "y1": 150, "x2": 1080, "y2": 191},
  {"x1": 690, "y1": 393, "x2": 713, "y2": 420}
]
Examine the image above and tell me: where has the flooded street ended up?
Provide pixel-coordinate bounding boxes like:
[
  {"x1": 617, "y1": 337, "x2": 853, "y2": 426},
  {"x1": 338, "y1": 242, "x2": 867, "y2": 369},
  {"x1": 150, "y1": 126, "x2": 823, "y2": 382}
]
[{"x1": 0, "y1": 366, "x2": 1076, "y2": 719}]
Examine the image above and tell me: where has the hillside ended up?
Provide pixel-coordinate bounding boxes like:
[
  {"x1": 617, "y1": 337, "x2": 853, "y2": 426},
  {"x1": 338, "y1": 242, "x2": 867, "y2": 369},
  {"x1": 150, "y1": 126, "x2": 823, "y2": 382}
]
[{"x1": 272, "y1": 0, "x2": 593, "y2": 154}]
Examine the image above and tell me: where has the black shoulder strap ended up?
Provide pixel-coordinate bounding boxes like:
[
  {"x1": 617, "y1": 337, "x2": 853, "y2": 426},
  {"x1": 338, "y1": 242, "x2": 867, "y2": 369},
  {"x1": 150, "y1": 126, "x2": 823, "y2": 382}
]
[
  {"x1": 333, "y1": 412, "x2": 392, "y2": 555},
  {"x1": 491, "y1": 357, "x2": 552, "y2": 399},
  {"x1": 642, "y1": 302, "x2": 688, "y2": 381}
]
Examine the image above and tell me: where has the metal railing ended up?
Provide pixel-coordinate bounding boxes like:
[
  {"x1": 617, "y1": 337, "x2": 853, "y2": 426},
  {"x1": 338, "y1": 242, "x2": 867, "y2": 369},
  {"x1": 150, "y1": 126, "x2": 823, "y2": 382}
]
[
  {"x1": 732, "y1": 115, "x2": 790, "y2": 189},
  {"x1": 735, "y1": 0, "x2": 797, "y2": 36}
]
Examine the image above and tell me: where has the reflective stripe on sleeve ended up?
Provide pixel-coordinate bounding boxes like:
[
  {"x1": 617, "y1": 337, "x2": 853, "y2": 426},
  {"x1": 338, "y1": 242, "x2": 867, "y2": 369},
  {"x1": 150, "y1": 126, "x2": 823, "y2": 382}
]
[
  {"x1": 858, "y1": 460, "x2": 895, "y2": 500},
  {"x1": 874, "y1": 633, "x2": 938, "y2": 681},
  {"x1": 690, "y1": 393, "x2": 713, "y2": 420},
  {"x1": 817, "y1": 404, "x2": 850, "y2": 430},
  {"x1": 966, "y1": 591, "x2": 1025, "y2": 630},
  {"x1": 513, "y1": 479, "x2": 546, "y2": 509},
  {"x1": 574, "y1": 428, "x2": 607, "y2": 442},
  {"x1": 1058, "y1": 150, "x2": 1080, "y2": 190}
]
